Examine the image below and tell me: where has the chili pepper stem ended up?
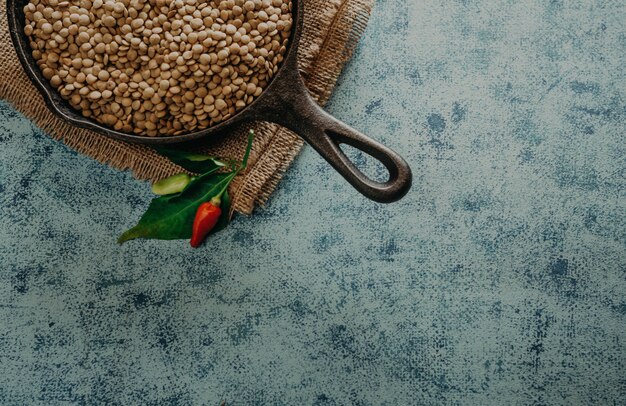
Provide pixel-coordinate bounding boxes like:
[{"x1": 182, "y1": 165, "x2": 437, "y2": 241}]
[{"x1": 210, "y1": 176, "x2": 233, "y2": 206}]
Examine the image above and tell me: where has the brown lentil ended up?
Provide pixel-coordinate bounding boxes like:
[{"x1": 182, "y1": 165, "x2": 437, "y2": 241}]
[{"x1": 24, "y1": 0, "x2": 292, "y2": 136}]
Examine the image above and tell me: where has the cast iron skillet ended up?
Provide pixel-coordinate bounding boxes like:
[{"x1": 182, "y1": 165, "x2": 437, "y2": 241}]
[{"x1": 7, "y1": 0, "x2": 412, "y2": 203}]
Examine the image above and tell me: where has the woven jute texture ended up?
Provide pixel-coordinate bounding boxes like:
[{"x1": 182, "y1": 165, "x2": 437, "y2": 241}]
[{"x1": 0, "y1": 0, "x2": 373, "y2": 215}]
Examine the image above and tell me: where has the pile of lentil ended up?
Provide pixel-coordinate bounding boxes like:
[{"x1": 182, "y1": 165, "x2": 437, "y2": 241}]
[{"x1": 23, "y1": 0, "x2": 292, "y2": 136}]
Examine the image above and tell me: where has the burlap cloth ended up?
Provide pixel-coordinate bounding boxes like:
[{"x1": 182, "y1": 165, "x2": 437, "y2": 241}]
[{"x1": 0, "y1": 0, "x2": 373, "y2": 215}]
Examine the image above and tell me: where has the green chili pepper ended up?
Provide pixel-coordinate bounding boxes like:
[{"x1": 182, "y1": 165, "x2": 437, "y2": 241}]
[{"x1": 151, "y1": 173, "x2": 193, "y2": 196}]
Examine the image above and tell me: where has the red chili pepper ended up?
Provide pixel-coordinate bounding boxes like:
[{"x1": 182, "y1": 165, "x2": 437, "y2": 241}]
[{"x1": 190, "y1": 197, "x2": 222, "y2": 248}]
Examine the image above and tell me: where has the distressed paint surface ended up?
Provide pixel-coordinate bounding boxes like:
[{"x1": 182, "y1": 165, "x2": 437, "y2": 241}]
[{"x1": 1, "y1": 0, "x2": 625, "y2": 404}]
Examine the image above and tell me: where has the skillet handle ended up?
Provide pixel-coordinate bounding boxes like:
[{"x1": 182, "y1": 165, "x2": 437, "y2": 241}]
[{"x1": 264, "y1": 76, "x2": 412, "y2": 203}]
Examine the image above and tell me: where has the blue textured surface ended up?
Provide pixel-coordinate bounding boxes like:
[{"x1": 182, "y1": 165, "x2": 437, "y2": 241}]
[{"x1": 1, "y1": 0, "x2": 626, "y2": 404}]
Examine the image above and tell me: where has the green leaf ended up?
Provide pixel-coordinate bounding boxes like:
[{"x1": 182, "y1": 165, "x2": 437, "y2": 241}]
[
  {"x1": 154, "y1": 147, "x2": 227, "y2": 174},
  {"x1": 118, "y1": 172, "x2": 236, "y2": 244}
]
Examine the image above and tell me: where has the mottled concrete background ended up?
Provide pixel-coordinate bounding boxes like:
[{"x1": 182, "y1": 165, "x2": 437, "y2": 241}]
[{"x1": 1, "y1": 0, "x2": 625, "y2": 404}]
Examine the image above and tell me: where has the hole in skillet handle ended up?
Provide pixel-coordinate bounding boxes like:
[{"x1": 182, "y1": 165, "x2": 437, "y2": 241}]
[
  {"x1": 321, "y1": 128, "x2": 412, "y2": 204},
  {"x1": 337, "y1": 142, "x2": 390, "y2": 184}
]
